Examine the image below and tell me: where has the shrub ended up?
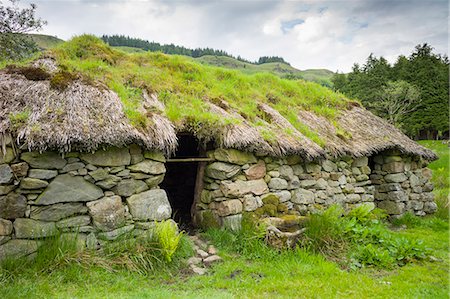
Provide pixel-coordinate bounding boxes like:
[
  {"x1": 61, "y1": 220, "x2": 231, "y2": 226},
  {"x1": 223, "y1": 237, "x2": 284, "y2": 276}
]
[
  {"x1": 155, "y1": 220, "x2": 183, "y2": 262},
  {"x1": 301, "y1": 205, "x2": 429, "y2": 269},
  {"x1": 301, "y1": 205, "x2": 348, "y2": 256}
]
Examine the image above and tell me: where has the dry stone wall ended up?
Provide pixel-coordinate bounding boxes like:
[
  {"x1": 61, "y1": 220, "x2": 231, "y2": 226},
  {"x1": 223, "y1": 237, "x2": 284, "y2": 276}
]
[
  {"x1": 197, "y1": 148, "x2": 435, "y2": 229},
  {"x1": 371, "y1": 151, "x2": 436, "y2": 217},
  {"x1": 0, "y1": 141, "x2": 170, "y2": 261}
]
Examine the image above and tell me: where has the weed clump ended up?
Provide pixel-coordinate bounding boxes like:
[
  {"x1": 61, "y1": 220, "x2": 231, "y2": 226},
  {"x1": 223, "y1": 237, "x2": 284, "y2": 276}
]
[
  {"x1": 301, "y1": 204, "x2": 429, "y2": 269},
  {"x1": 50, "y1": 70, "x2": 77, "y2": 91},
  {"x1": 6, "y1": 65, "x2": 51, "y2": 81}
]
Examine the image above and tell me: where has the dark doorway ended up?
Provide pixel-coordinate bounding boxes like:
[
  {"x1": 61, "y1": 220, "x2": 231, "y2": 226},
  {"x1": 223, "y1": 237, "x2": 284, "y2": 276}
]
[{"x1": 160, "y1": 134, "x2": 202, "y2": 228}]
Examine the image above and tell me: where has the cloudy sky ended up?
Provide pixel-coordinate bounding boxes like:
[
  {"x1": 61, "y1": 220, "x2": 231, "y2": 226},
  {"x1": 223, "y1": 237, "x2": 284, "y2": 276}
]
[{"x1": 23, "y1": 0, "x2": 448, "y2": 72}]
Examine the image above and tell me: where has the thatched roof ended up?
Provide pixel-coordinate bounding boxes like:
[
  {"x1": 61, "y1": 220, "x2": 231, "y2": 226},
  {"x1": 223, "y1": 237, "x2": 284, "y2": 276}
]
[{"x1": 0, "y1": 44, "x2": 437, "y2": 161}]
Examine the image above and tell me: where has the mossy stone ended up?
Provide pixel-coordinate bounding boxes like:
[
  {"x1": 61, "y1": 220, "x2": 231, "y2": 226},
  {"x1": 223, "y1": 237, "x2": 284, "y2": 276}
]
[
  {"x1": 277, "y1": 203, "x2": 288, "y2": 214},
  {"x1": 261, "y1": 193, "x2": 280, "y2": 206},
  {"x1": 263, "y1": 204, "x2": 277, "y2": 217}
]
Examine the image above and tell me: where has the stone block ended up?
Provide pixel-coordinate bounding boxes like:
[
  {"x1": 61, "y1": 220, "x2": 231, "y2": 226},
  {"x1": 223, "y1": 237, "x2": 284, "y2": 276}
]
[
  {"x1": 0, "y1": 218, "x2": 13, "y2": 236},
  {"x1": 322, "y1": 160, "x2": 337, "y2": 172},
  {"x1": 305, "y1": 163, "x2": 321, "y2": 173},
  {"x1": 143, "y1": 151, "x2": 166, "y2": 162},
  {"x1": 205, "y1": 162, "x2": 240, "y2": 180},
  {"x1": 377, "y1": 183, "x2": 402, "y2": 193},
  {"x1": 221, "y1": 214, "x2": 242, "y2": 231},
  {"x1": 0, "y1": 147, "x2": 15, "y2": 164},
  {"x1": 0, "y1": 239, "x2": 39, "y2": 261},
  {"x1": 126, "y1": 189, "x2": 172, "y2": 221},
  {"x1": 0, "y1": 185, "x2": 16, "y2": 195},
  {"x1": 30, "y1": 203, "x2": 88, "y2": 221},
  {"x1": 314, "y1": 178, "x2": 328, "y2": 190},
  {"x1": 0, "y1": 192, "x2": 26, "y2": 219},
  {"x1": 220, "y1": 179, "x2": 268, "y2": 197},
  {"x1": 60, "y1": 162, "x2": 85, "y2": 173},
  {"x1": 268, "y1": 178, "x2": 288, "y2": 190},
  {"x1": 279, "y1": 165, "x2": 295, "y2": 181},
  {"x1": 273, "y1": 190, "x2": 290, "y2": 203},
  {"x1": 423, "y1": 202, "x2": 437, "y2": 214},
  {"x1": 0, "y1": 164, "x2": 13, "y2": 184},
  {"x1": 113, "y1": 179, "x2": 148, "y2": 197},
  {"x1": 10, "y1": 162, "x2": 29, "y2": 177},
  {"x1": 97, "y1": 225, "x2": 134, "y2": 241},
  {"x1": 128, "y1": 160, "x2": 166, "y2": 175},
  {"x1": 377, "y1": 201, "x2": 404, "y2": 215},
  {"x1": 81, "y1": 147, "x2": 131, "y2": 167},
  {"x1": 291, "y1": 188, "x2": 315, "y2": 204},
  {"x1": 216, "y1": 200, "x2": 243, "y2": 216},
  {"x1": 213, "y1": 148, "x2": 257, "y2": 165},
  {"x1": 242, "y1": 195, "x2": 262, "y2": 212},
  {"x1": 96, "y1": 175, "x2": 121, "y2": 189},
  {"x1": 36, "y1": 174, "x2": 103, "y2": 205},
  {"x1": 56, "y1": 215, "x2": 91, "y2": 229},
  {"x1": 14, "y1": 218, "x2": 57, "y2": 238},
  {"x1": 345, "y1": 194, "x2": 361, "y2": 203},
  {"x1": 21, "y1": 152, "x2": 67, "y2": 169},
  {"x1": 20, "y1": 178, "x2": 48, "y2": 189},
  {"x1": 29, "y1": 169, "x2": 58, "y2": 180},
  {"x1": 352, "y1": 156, "x2": 368, "y2": 167},
  {"x1": 382, "y1": 162, "x2": 405, "y2": 173},
  {"x1": 385, "y1": 173, "x2": 407, "y2": 183},
  {"x1": 386, "y1": 191, "x2": 408, "y2": 202},
  {"x1": 244, "y1": 161, "x2": 266, "y2": 180},
  {"x1": 87, "y1": 196, "x2": 126, "y2": 231}
]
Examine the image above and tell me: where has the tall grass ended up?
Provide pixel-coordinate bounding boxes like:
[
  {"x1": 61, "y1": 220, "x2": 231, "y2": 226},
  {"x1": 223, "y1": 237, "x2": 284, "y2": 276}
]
[{"x1": 0, "y1": 227, "x2": 193, "y2": 281}]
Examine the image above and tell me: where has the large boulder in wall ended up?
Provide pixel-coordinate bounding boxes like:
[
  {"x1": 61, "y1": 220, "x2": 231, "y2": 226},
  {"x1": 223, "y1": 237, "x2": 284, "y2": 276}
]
[
  {"x1": 126, "y1": 189, "x2": 172, "y2": 221},
  {"x1": 35, "y1": 174, "x2": 104, "y2": 205}
]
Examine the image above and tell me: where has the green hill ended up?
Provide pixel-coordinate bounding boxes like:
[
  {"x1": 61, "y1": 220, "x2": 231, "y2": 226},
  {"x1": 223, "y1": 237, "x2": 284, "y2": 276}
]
[
  {"x1": 194, "y1": 55, "x2": 334, "y2": 87},
  {"x1": 27, "y1": 34, "x2": 64, "y2": 50}
]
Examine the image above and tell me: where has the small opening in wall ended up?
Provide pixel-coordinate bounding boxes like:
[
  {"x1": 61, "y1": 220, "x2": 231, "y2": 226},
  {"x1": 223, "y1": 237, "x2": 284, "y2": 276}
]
[{"x1": 160, "y1": 134, "x2": 205, "y2": 230}]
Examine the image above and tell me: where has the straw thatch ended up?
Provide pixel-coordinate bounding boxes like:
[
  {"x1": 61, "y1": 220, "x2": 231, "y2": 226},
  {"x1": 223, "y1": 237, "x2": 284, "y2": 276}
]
[{"x1": 0, "y1": 64, "x2": 437, "y2": 161}]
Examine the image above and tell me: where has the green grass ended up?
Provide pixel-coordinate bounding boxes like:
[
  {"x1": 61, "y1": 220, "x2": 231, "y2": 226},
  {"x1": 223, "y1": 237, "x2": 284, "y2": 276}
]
[
  {"x1": 195, "y1": 55, "x2": 334, "y2": 86},
  {"x1": 26, "y1": 34, "x2": 64, "y2": 50},
  {"x1": 1, "y1": 212, "x2": 448, "y2": 299},
  {"x1": 39, "y1": 35, "x2": 352, "y2": 143}
]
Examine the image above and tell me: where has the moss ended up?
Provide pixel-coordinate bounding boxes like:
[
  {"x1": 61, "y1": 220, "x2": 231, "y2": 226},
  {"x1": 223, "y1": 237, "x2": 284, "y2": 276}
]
[
  {"x1": 262, "y1": 194, "x2": 280, "y2": 206},
  {"x1": 277, "y1": 203, "x2": 288, "y2": 214},
  {"x1": 6, "y1": 65, "x2": 51, "y2": 81},
  {"x1": 9, "y1": 110, "x2": 30, "y2": 130},
  {"x1": 50, "y1": 70, "x2": 77, "y2": 91},
  {"x1": 199, "y1": 210, "x2": 220, "y2": 229},
  {"x1": 263, "y1": 204, "x2": 278, "y2": 217},
  {"x1": 254, "y1": 207, "x2": 265, "y2": 217}
]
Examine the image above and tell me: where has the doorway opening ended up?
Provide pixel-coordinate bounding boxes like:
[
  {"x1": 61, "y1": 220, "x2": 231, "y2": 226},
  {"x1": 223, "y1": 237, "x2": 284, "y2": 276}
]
[{"x1": 160, "y1": 134, "x2": 205, "y2": 229}]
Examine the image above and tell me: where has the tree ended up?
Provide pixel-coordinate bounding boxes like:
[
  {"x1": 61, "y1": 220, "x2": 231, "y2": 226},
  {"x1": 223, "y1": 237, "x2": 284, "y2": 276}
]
[
  {"x1": 372, "y1": 80, "x2": 421, "y2": 129},
  {"x1": 0, "y1": 0, "x2": 46, "y2": 60}
]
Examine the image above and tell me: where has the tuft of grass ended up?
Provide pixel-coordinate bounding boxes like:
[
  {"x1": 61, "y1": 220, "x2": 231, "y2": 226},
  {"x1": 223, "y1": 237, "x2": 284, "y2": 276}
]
[
  {"x1": 9, "y1": 110, "x2": 30, "y2": 130},
  {"x1": 49, "y1": 70, "x2": 77, "y2": 91}
]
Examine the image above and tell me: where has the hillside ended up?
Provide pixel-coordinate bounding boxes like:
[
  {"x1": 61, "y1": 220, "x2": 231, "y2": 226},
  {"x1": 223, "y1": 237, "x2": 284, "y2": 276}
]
[
  {"x1": 195, "y1": 55, "x2": 334, "y2": 86},
  {"x1": 27, "y1": 34, "x2": 64, "y2": 50}
]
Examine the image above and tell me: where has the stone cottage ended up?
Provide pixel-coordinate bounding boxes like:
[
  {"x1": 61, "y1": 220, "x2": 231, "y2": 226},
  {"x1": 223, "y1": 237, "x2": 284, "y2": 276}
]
[{"x1": 0, "y1": 58, "x2": 437, "y2": 260}]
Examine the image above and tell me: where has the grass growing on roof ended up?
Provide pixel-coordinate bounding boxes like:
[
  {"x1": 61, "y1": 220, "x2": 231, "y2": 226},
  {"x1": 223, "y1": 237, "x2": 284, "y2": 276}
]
[{"x1": 47, "y1": 35, "x2": 353, "y2": 145}]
